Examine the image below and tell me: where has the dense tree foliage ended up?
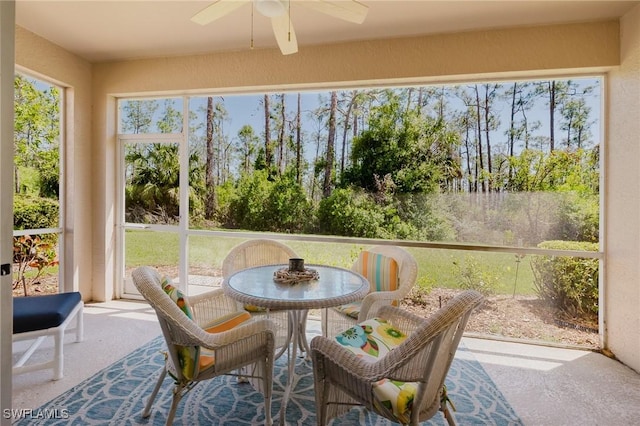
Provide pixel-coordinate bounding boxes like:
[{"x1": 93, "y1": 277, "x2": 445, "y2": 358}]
[
  {"x1": 14, "y1": 74, "x2": 60, "y2": 198},
  {"x1": 13, "y1": 75, "x2": 61, "y2": 292},
  {"x1": 343, "y1": 92, "x2": 461, "y2": 193},
  {"x1": 116, "y1": 78, "x2": 600, "y2": 247}
]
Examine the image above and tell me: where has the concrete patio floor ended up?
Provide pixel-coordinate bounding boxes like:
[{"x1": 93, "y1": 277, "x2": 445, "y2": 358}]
[{"x1": 12, "y1": 298, "x2": 640, "y2": 425}]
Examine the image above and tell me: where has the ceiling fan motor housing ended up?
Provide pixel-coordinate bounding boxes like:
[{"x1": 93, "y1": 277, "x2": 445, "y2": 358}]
[{"x1": 256, "y1": 0, "x2": 287, "y2": 18}]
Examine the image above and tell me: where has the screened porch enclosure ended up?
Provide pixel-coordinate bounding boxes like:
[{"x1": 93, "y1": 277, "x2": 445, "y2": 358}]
[
  {"x1": 7, "y1": 2, "x2": 640, "y2": 400},
  {"x1": 115, "y1": 81, "x2": 602, "y2": 350}
]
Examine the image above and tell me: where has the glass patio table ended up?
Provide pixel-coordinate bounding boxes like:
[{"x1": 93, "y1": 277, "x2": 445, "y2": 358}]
[{"x1": 222, "y1": 264, "x2": 369, "y2": 425}]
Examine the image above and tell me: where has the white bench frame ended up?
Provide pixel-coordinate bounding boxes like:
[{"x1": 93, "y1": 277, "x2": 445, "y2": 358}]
[{"x1": 12, "y1": 300, "x2": 84, "y2": 380}]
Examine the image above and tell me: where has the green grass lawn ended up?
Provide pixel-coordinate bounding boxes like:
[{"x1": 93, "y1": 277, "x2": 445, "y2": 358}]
[
  {"x1": 410, "y1": 248, "x2": 535, "y2": 295},
  {"x1": 125, "y1": 230, "x2": 537, "y2": 296}
]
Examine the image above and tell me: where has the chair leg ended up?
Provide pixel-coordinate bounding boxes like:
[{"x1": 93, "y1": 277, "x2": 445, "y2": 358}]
[
  {"x1": 143, "y1": 368, "x2": 167, "y2": 418},
  {"x1": 166, "y1": 384, "x2": 184, "y2": 426},
  {"x1": 53, "y1": 329, "x2": 64, "y2": 380},
  {"x1": 237, "y1": 366, "x2": 249, "y2": 383},
  {"x1": 263, "y1": 358, "x2": 272, "y2": 426},
  {"x1": 75, "y1": 303, "x2": 84, "y2": 342},
  {"x1": 316, "y1": 380, "x2": 329, "y2": 426},
  {"x1": 441, "y1": 404, "x2": 456, "y2": 426}
]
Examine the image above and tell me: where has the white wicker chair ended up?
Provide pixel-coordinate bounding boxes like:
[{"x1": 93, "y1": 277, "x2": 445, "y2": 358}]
[
  {"x1": 311, "y1": 290, "x2": 485, "y2": 426},
  {"x1": 322, "y1": 245, "x2": 418, "y2": 337},
  {"x1": 222, "y1": 238, "x2": 298, "y2": 353},
  {"x1": 132, "y1": 266, "x2": 276, "y2": 425}
]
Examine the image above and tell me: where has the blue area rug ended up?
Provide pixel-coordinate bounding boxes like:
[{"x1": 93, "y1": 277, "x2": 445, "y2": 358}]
[{"x1": 18, "y1": 336, "x2": 522, "y2": 425}]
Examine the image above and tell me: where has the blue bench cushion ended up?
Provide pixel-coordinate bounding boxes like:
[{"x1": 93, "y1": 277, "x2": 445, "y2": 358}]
[{"x1": 13, "y1": 292, "x2": 82, "y2": 334}]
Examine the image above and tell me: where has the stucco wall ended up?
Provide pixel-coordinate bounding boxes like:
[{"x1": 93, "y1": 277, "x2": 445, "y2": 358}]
[
  {"x1": 607, "y1": 6, "x2": 640, "y2": 372},
  {"x1": 15, "y1": 27, "x2": 93, "y2": 300},
  {"x1": 94, "y1": 20, "x2": 619, "y2": 94}
]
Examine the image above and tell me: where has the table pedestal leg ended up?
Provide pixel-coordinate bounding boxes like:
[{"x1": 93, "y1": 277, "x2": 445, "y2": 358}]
[
  {"x1": 278, "y1": 309, "x2": 308, "y2": 425},
  {"x1": 298, "y1": 310, "x2": 312, "y2": 356},
  {"x1": 274, "y1": 310, "x2": 295, "y2": 360}
]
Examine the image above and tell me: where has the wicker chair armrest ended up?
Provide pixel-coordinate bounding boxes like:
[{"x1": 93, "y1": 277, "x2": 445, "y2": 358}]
[
  {"x1": 358, "y1": 290, "x2": 409, "y2": 322},
  {"x1": 311, "y1": 333, "x2": 429, "y2": 385},
  {"x1": 316, "y1": 292, "x2": 485, "y2": 383},
  {"x1": 188, "y1": 289, "x2": 239, "y2": 327},
  {"x1": 195, "y1": 317, "x2": 277, "y2": 349},
  {"x1": 374, "y1": 291, "x2": 485, "y2": 375},
  {"x1": 374, "y1": 304, "x2": 426, "y2": 334},
  {"x1": 310, "y1": 335, "x2": 383, "y2": 381},
  {"x1": 314, "y1": 305, "x2": 447, "y2": 381}
]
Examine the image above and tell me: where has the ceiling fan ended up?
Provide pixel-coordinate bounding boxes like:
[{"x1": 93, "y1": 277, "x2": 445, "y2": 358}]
[{"x1": 191, "y1": 0, "x2": 369, "y2": 55}]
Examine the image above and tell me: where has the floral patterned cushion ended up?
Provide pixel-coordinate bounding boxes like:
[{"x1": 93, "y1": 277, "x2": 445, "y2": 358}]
[
  {"x1": 334, "y1": 318, "x2": 416, "y2": 424},
  {"x1": 160, "y1": 277, "x2": 199, "y2": 380}
]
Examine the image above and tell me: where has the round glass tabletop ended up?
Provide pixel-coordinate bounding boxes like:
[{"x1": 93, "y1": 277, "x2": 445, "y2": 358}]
[{"x1": 223, "y1": 264, "x2": 369, "y2": 310}]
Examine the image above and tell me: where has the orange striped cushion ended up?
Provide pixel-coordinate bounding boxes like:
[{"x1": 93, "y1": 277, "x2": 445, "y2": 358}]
[
  {"x1": 198, "y1": 354, "x2": 216, "y2": 372},
  {"x1": 354, "y1": 251, "x2": 399, "y2": 293},
  {"x1": 204, "y1": 311, "x2": 252, "y2": 334},
  {"x1": 197, "y1": 312, "x2": 252, "y2": 374}
]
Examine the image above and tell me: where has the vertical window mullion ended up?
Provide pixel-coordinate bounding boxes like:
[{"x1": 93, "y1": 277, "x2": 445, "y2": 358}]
[{"x1": 179, "y1": 96, "x2": 190, "y2": 293}]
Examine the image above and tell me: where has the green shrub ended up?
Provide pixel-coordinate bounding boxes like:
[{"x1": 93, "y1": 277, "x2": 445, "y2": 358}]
[
  {"x1": 395, "y1": 193, "x2": 456, "y2": 241},
  {"x1": 262, "y1": 175, "x2": 311, "y2": 233},
  {"x1": 531, "y1": 240, "x2": 599, "y2": 317},
  {"x1": 452, "y1": 255, "x2": 500, "y2": 296},
  {"x1": 550, "y1": 193, "x2": 599, "y2": 243},
  {"x1": 226, "y1": 171, "x2": 311, "y2": 233},
  {"x1": 13, "y1": 194, "x2": 59, "y2": 229},
  {"x1": 226, "y1": 170, "x2": 272, "y2": 230},
  {"x1": 317, "y1": 188, "x2": 387, "y2": 238}
]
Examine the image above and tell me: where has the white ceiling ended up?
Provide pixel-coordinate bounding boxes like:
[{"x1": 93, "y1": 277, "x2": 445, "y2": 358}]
[{"x1": 16, "y1": 1, "x2": 640, "y2": 63}]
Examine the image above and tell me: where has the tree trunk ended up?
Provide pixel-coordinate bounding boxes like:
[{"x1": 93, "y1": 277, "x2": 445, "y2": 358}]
[
  {"x1": 405, "y1": 87, "x2": 413, "y2": 113},
  {"x1": 205, "y1": 97, "x2": 216, "y2": 220},
  {"x1": 438, "y1": 87, "x2": 445, "y2": 121},
  {"x1": 463, "y1": 118, "x2": 473, "y2": 192},
  {"x1": 508, "y1": 82, "x2": 517, "y2": 180},
  {"x1": 278, "y1": 93, "x2": 286, "y2": 175},
  {"x1": 311, "y1": 119, "x2": 322, "y2": 202},
  {"x1": 352, "y1": 97, "x2": 359, "y2": 137},
  {"x1": 483, "y1": 84, "x2": 493, "y2": 192},
  {"x1": 549, "y1": 81, "x2": 556, "y2": 152},
  {"x1": 14, "y1": 166, "x2": 19, "y2": 193},
  {"x1": 340, "y1": 91, "x2": 356, "y2": 176},
  {"x1": 474, "y1": 85, "x2": 485, "y2": 192},
  {"x1": 264, "y1": 94, "x2": 272, "y2": 170},
  {"x1": 296, "y1": 93, "x2": 302, "y2": 184},
  {"x1": 323, "y1": 91, "x2": 337, "y2": 198},
  {"x1": 566, "y1": 110, "x2": 573, "y2": 148}
]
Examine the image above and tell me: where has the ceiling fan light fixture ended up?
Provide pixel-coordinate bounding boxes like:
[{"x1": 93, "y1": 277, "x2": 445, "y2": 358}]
[
  {"x1": 255, "y1": 0, "x2": 286, "y2": 18},
  {"x1": 191, "y1": 0, "x2": 368, "y2": 55}
]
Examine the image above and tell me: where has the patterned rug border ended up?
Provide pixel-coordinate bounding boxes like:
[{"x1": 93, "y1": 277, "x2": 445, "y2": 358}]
[{"x1": 17, "y1": 335, "x2": 523, "y2": 425}]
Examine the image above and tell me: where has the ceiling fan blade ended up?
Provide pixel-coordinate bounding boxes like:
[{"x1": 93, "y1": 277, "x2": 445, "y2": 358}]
[
  {"x1": 191, "y1": 0, "x2": 251, "y2": 26},
  {"x1": 300, "y1": 0, "x2": 368, "y2": 24},
  {"x1": 271, "y1": 13, "x2": 298, "y2": 55}
]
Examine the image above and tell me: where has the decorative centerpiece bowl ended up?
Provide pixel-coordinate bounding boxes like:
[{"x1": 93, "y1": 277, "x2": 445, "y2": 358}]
[{"x1": 273, "y1": 258, "x2": 320, "y2": 284}]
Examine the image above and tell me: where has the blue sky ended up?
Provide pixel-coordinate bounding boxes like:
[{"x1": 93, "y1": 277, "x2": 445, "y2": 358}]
[
  {"x1": 187, "y1": 77, "x2": 602, "y2": 155},
  {"x1": 115, "y1": 76, "x2": 602, "y2": 170}
]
